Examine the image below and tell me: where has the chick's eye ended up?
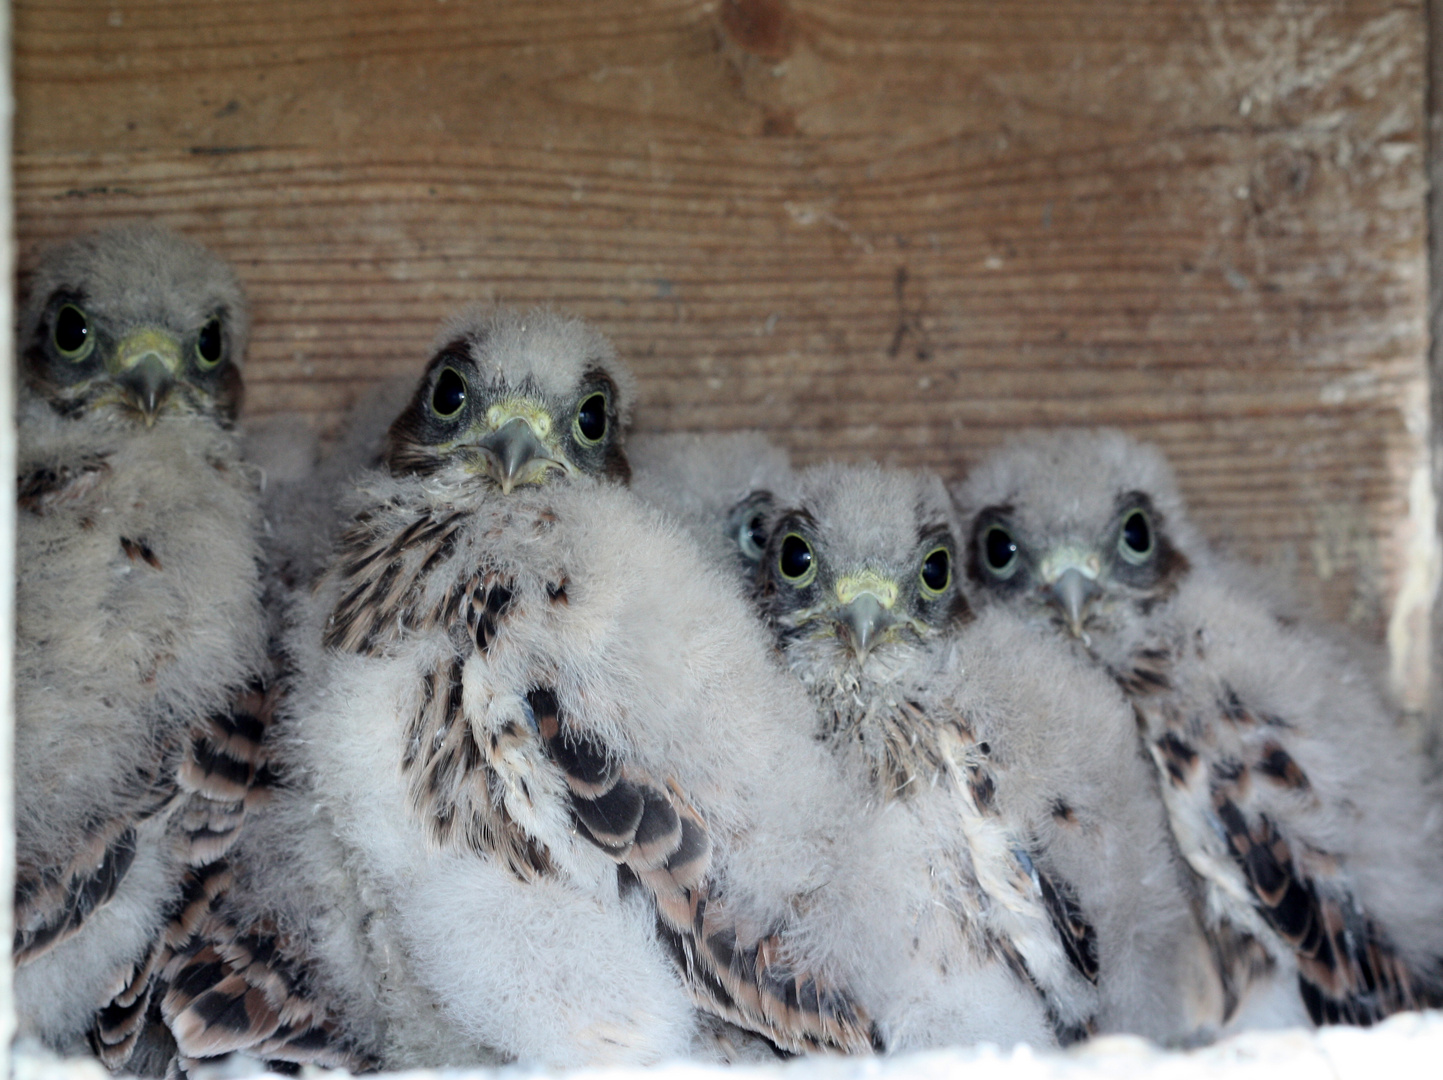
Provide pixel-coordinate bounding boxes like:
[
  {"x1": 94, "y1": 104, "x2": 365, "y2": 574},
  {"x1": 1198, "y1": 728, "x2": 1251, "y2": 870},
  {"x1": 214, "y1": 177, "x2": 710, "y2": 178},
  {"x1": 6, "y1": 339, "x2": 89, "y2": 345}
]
[
  {"x1": 431, "y1": 367, "x2": 467, "y2": 418},
  {"x1": 778, "y1": 533, "x2": 815, "y2": 585},
  {"x1": 53, "y1": 304, "x2": 92, "y2": 360},
  {"x1": 1119, "y1": 509, "x2": 1153, "y2": 562},
  {"x1": 575, "y1": 393, "x2": 607, "y2": 444},
  {"x1": 983, "y1": 525, "x2": 1018, "y2": 576},
  {"x1": 196, "y1": 317, "x2": 224, "y2": 368},
  {"x1": 920, "y1": 547, "x2": 951, "y2": 594},
  {"x1": 738, "y1": 513, "x2": 768, "y2": 561}
]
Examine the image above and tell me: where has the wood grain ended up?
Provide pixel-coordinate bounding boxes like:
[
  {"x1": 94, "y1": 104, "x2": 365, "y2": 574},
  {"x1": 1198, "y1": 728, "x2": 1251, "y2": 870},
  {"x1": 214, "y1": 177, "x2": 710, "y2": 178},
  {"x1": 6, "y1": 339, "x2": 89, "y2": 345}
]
[{"x1": 12, "y1": 0, "x2": 1433, "y2": 689}]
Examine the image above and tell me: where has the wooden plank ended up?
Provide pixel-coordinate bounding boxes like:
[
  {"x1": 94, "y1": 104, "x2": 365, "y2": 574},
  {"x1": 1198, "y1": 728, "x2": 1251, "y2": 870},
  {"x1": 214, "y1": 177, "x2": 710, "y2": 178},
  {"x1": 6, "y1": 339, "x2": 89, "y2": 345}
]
[
  {"x1": 12, "y1": 1, "x2": 1431, "y2": 681},
  {"x1": 0, "y1": 0, "x2": 19, "y2": 1054}
]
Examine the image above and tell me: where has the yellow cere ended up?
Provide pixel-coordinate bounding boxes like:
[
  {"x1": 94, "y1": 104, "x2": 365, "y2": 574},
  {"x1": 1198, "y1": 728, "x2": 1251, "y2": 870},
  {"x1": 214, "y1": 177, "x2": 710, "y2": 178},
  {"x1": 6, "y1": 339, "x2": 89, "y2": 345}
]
[
  {"x1": 109, "y1": 327, "x2": 184, "y2": 375},
  {"x1": 1038, "y1": 544, "x2": 1103, "y2": 585},
  {"x1": 486, "y1": 398, "x2": 554, "y2": 439},
  {"x1": 834, "y1": 569, "x2": 900, "y2": 610}
]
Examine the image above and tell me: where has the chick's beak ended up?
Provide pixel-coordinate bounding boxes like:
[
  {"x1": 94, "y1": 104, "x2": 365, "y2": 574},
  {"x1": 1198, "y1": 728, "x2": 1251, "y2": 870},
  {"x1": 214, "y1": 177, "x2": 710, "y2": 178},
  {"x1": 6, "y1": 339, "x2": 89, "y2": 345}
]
[
  {"x1": 1048, "y1": 566, "x2": 1100, "y2": 639},
  {"x1": 112, "y1": 329, "x2": 182, "y2": 425},
  {"x1": 837, "y1": 592, "x2": 896, "y2": 661},
  {"x1": 475, "y1": 415, "x2": 566, "y2": 494}
]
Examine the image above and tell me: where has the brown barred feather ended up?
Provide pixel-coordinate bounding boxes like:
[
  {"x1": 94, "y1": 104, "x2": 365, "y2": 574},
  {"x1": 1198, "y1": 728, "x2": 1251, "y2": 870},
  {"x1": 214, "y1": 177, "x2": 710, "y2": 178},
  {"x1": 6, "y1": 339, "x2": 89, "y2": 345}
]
[
  {"x1": 170, "y1": 682, "x2": 273, "y2": 899},
  {"x1": 160, "y1": 910, "x2": 375, "y2": 1071},
  {"x1": 16, "y1": 678, "x2": 272, "y2": 1070},
  {"x1": 178, "y1": 688, "x2": 269, "y2": 806},
  {"x1": 164, "y1": 860, "x2": 235, "y2": 952},
  {"x1": 140, "y1": 683, "x2": 279, "y2": 1070},
  {"x1": 528, "y1": 689, "x2": 880, "y2": 1055},
  {"x1": 1209, "y1": 767, "x2": 1436, "y2": 1024},
  {"x1": 14, "y1": 825, "x2": 141, "y2": 964},
  {"x1": 14, "y1": 743, "x2": 182, "y2": 965},
  {"x1": 350, "y1": 506, "x2": 876, "y2": 1053},
  {"x1": 90, "y1": 934, "x2": 167, "y2": 1068}
]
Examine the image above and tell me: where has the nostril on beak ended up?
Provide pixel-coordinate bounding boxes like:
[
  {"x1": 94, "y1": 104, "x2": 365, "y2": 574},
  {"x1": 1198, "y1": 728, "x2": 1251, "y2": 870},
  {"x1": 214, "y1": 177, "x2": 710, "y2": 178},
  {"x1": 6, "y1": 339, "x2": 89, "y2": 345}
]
[
  {"x1": 1049, "y1": 567, "x2": 1099, "y2": 639},
  {"x1": 120, "y1": 354, "x2": 173, "y2": 424},
  {"x1": 478, "y1": 417, "x2": 550, "y2": 494},
  {"x1": 838, "y1": 593, "x2": 893, "y2": 661}
]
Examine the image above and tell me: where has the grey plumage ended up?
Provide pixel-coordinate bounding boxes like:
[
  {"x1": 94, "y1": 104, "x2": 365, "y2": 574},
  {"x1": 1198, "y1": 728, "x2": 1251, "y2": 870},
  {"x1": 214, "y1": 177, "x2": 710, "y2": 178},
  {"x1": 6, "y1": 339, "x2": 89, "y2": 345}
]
[
  {"x1": 242, "y1": 374, "x2": 415, "y2": 602},
  {"x1": 13, "y1": 224, "x2": 268, "y2": 1069},
  {"x1": 955, "y1": 427, "x2": 1443, "y2": 1027},
  {"x1": 749, "y1": 462, "x2": 1222, "y2": 1047},
  {"x1": 165, "y1": 308, "x2": 885, "y2": 1069},
  {"x1": 629, "y1": 430, "x2": 793, "y2": 575}
]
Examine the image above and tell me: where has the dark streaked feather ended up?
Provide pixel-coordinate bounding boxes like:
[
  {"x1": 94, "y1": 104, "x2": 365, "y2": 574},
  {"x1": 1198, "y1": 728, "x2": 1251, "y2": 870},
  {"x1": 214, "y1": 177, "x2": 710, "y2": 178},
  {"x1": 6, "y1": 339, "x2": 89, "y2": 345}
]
[
  {"x1": 324, "y1": 508, "x2": 470, "y2": 656},
  {"x1": 120, "y1": 536, "x2": 163, "y2": 570},
  {"x1": 14, "y1": 742, "x2": 181, "y2": 964},
  {"x1": 163, "y1": 860, "x2": 235, "y2": 953},
  {"x1": 815, "y1": 696, "x2": 948, "y2": 802},
  {"x1": 139, "y1": 683, "x2": 277, "y2": 1070},
  {"x1": 1033, "y1": 858, "x2": 1099, "y2": 985},
  {"x1": 340, "y1": 485, "x2": 874, "y2": 1054},
  {"x1": 1210, "y1": 767, "x2": 1436, "y2": 1023},
  {"x1": 1153, "y1": 729, "x2": 1200, "y2": 787},
  {"x1": 17, "y1": 678, "x2": 272, "y2": 1071},
  {"x1": 1110, "y1": 646, "x2": 1173, "y2": 697},
  {"x1": 465, "y1": 573, "x2": 515, "y2": 653},
  {"x1": 943, "y1": 705, "x2": 1104, "y2": 1025},
  {"x1": 14, "y1": 826, "x2": 140, "y2": 963},
  {"x1": 401, "y1": 657, "x2": 554, "y2": 879},
  {"x1": 528, "y1": 689, "x2": 880, "y2": 1055},
  {"x1": 17, "y1": 455, "x2": 111, "y2": 514}
]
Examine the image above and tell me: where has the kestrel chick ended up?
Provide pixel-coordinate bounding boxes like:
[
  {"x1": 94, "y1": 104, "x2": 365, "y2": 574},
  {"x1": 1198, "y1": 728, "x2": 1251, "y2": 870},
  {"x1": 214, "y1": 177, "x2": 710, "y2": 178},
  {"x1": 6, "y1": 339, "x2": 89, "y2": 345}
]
[
  {"x1": 14, "y1": 225, "x2": 268, "y2": 1070},
  {"x1": 956, "y1": 428, "x2": 1443, "y2": 1027},
  {"x1": 751, "y1": 463, "x2": 1221, "y2": 1047},
  {"x1": 165, "y1": 308, "x2": 882, "y2": 1069}
]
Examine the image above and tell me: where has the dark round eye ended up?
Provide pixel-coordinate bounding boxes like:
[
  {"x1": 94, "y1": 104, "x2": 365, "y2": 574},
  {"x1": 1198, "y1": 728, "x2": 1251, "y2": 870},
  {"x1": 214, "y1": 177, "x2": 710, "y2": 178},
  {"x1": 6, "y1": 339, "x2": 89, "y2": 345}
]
[
  {"x1": 738, "y1": 512, "x2": 768, "y2": 562},
  {"x1": 1119, "y1": 509, "x2": 1153, "y2": 563},
  {"x1": 431, "y1": 366, "x2": 467, "y2": 419},
  {"x1": 575, "y1": 393, "x2": 607, "y2": 444},
  {"x1": 53, "y1": 303, "x2": 92, "y2": 359},
  {"x1": 920, "y1": 546, "x2": 951, "y2": 594},
  {"x1": 983, "y1": 525, "x2": 1018, "y2": 576},
  {"x1": 196, "y1": 317, "x2": 224, "y2": 368},
  {"x1": 778, "y1": 532, "x2": 815, "y2": 585}
]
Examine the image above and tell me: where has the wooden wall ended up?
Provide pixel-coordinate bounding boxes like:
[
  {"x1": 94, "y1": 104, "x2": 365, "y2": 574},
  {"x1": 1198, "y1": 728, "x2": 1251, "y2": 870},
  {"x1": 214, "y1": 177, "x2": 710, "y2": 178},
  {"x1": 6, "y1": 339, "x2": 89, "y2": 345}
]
[{"x1": 12, "y1": 1, "x2": 1435, "y2": 700}]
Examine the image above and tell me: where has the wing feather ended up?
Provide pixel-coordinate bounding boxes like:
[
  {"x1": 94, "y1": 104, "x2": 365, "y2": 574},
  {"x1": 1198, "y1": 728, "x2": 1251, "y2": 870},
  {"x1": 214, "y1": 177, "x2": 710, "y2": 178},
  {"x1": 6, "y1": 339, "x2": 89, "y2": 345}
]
[
  {"x1": 1142, "y1": 672, "x2": 1442, "y2": 1025},
  {"x1": 529, "y1": 689, "x2": 881, "y2": 1055},
  {"x1": 330, "y1": 511, "x2": 880, "y2": 1055},
  {"x1": 160, "y1": 908, "x2": 374, "y2": 1071}
]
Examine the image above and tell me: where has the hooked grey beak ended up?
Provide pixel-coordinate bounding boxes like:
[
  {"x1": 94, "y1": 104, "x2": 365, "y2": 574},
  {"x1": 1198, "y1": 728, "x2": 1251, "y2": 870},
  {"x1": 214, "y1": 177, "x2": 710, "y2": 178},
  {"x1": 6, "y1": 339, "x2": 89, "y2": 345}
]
[
  {"x1": 117, "y1": 354, "x2": 174, "y2": 426},
  {"x1": 838, "y1": 593, "x2": 895, "y2": 661},
  {"x1": 1049, "y1": 567, "x2": 1099, "y2": 639},
  {"x1": 476, "y1": 416, "x2": 558, "y2": 494}
]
